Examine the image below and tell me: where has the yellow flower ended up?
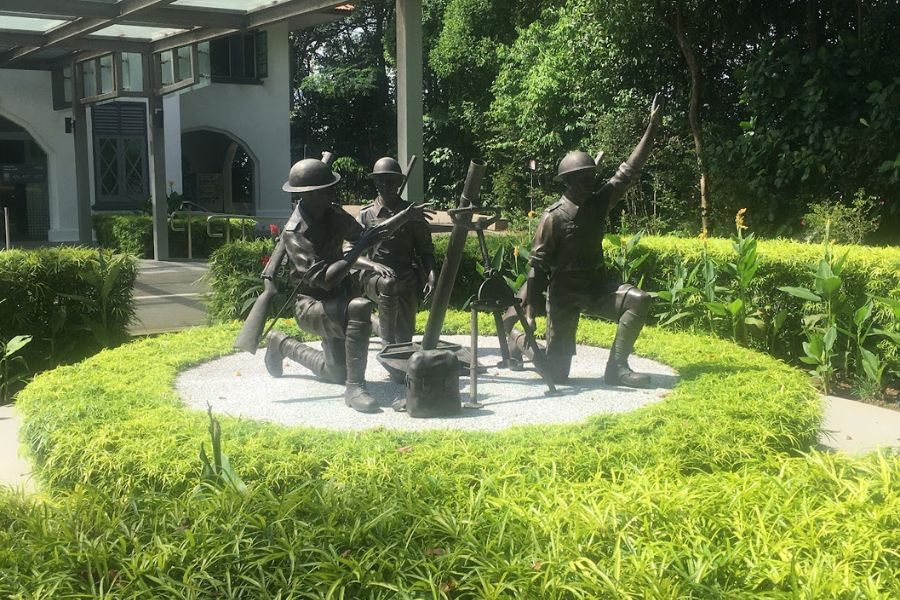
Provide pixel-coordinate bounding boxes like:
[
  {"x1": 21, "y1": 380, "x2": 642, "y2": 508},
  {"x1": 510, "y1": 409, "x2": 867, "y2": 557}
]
[
  {"x1": 735, "y1": 208, "x2": 748, "y2": 231},
  {"x1": 699, "y1": 227, "x2": 708, "y2": 243},
  {"x1": 528, "y1": 210, "x2": 536, "y2": 219},
  {"x1": 513, "y1": 245, "x2": 520, "y2": 258}
]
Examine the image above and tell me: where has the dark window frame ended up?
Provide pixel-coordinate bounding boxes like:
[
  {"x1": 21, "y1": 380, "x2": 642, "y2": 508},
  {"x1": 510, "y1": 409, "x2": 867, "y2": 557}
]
[
  {"x1": 91, "y1": 101, "x2": 150, "y2": 211},
  {"x1": 209, "y1": 31, "x2": 267, "y2": 85}
]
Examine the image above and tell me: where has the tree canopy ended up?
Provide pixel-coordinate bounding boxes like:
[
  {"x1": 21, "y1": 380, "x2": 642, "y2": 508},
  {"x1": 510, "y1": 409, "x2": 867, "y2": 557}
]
[{"x1": 288, "y1": 0, "x2": 899, "y2": 241}]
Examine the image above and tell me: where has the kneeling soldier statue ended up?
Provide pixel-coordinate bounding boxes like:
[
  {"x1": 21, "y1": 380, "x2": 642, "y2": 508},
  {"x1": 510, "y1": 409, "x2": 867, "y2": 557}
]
[
  {"x1": 358, "y1": 157, "x2": 437, "y2": 348},
  {"x1": 506, "y1": 95, "x2": 663, "y2": 388},
  {"x1": 264, "y1": 158, "x2": 425, "y2": 412}
]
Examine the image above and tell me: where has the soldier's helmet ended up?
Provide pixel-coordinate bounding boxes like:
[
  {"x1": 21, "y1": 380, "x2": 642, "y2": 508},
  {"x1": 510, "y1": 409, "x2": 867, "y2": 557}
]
[
  {"x1": 282, "y1": 158, "x2": 341, "y2": 193},
  {"x1": 369, "y1": 157, "x2": 404, "y2": 178},
  {"x1": 554, "y1": 151, "x2": 597, "y2": 182}
]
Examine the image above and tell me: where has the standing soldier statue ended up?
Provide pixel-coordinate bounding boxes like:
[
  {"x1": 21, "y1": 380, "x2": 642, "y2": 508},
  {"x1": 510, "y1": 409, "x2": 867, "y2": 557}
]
[
  {"x1": 263, "y1": 158, "x2": 425, "y2": 412},
  {"x1": 506, "y1": 95, "x2": 663, "y2": 388},
  {"x1": 358, "y1": 157, "x2": 437, "y2": 348}
]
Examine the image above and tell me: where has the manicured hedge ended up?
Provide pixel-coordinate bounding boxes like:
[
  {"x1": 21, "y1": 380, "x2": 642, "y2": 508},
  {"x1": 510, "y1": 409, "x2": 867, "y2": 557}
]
[
  {"x1": 0, "y1": 247, "x2": 136, "y2": 373},
  {"x1": 94, "y1": 214, "x2": 259, "y2": 259},
  {"x1": 7, "y1": 315, "x2": 900, "y2": 595}
]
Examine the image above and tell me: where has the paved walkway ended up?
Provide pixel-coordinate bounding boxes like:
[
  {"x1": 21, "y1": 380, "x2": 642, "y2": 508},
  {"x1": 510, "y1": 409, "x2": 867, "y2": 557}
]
[
  {"x1": 818, "y1": 395, "x2": 900, "y2": 455},
  {"x1": 0, "y1": 405, "x2": 35, "y2": 493}
]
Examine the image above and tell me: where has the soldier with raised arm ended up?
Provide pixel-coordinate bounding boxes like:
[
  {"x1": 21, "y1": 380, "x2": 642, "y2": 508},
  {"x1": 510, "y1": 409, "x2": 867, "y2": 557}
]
[
  {"x1": 357, "y1": 157, "x2": 437, "y2": 348},
  {"x1": 506, "y1": 95, "x2": 663, "y2": 388},
  {"x1": 263, "y1": 158, "x2": 426, "y2": 413}
]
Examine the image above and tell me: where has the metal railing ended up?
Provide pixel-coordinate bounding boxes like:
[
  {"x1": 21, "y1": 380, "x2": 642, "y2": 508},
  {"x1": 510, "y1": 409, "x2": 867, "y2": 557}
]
[
  {"x1": 169, "y1": 209, "x2": 256, "y2": 259},
  {"x1": 3, "y1": 207, "x2": 9, "y2": 251}
]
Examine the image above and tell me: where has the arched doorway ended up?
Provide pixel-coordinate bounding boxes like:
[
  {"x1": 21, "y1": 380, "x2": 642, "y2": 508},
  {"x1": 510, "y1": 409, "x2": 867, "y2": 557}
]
[
  {"x1": 0, "y1": 115, "x2": 49, "y2": 243},
  {"x1": 181, "y1": 129, "x2": 256, "y2": 214}
]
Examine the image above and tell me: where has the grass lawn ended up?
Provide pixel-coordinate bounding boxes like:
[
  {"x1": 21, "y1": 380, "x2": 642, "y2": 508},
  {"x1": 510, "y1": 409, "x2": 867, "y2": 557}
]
[{"x1": 2, "y1": 312, "x2": 898, "y2": 598}]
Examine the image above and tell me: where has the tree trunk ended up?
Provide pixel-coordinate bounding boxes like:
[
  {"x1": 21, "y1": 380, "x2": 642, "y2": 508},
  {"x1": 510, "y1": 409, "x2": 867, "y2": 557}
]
[
  {"x1": 806, "y1": 0, "x2": 819, "y2": 51},
  {"x1": 672, "y1": 3, "x2": 710, "y2": 233}
]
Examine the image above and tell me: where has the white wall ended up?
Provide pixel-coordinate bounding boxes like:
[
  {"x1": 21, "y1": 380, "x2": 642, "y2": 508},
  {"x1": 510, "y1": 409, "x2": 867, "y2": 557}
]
[
  {"x1": 179, "y1": 22, "x2": 292, "y2": 221},
  {"x1": 0, "y1": 69, "x2": 78, "y2": 242}
]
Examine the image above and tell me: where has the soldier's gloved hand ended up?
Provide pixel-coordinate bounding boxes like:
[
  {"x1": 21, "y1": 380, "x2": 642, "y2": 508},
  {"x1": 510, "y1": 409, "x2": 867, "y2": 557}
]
[
  {"x1": 373, "y1": 262, "x2": 395, "y2": 279},
  {"x1": 398, "y1": 202, "x2": 436, "y2": 224},
  {"x1": 358, "y1": 224, "x2": 392, "y2": 251},
  {"x1": 650, "y1": 93, "x2": 663, "y2": 125},
  {"x1": 423, "y1": 270, "x2": 437, "y2": 302}
]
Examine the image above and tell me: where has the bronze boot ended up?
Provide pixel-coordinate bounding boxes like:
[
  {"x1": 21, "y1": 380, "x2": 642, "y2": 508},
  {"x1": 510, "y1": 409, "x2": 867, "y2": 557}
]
[
  {"x1": 344, "y1": 319, "x2": 379, "y2": 413},
  {"x1": 264, "y1": 331, "x2": 287, "y2": 377},
  {"x1": 377, "y1": 293, "x2": 399, "y2": 348},
  {"x1": 604, "y1": 311, "x2": 652, "y2": 388},
  {"x1": 267, "y1": 331, "x2": 345, "y2": 383}
]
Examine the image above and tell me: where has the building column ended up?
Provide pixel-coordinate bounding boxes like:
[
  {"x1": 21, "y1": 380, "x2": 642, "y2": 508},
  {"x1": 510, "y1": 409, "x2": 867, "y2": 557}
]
[
  {"x1": 72, "y1": 65, "x2": 93, "y2": 244},
  {"x1": 396, "y1": 0, "x2": 424, "y2": 203},
  {"x1": 148, "y1": 91, "x2": 169, "y2": 260},
  {"x1": 163, "y1": 94, "x2": 183, "y2": 194}
]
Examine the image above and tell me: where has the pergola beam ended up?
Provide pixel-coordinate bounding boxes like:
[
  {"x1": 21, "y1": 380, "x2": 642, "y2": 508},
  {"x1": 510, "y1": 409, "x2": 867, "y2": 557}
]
[
  {"x1": 1, "y1": 1, "x2": 246, "y2": 29},
  {"x1": 245, "y1": 0, "x2": 350, "y2": 29},
  {"x1": 7, "y1": 0, "x2": 177, "y2": 63}
]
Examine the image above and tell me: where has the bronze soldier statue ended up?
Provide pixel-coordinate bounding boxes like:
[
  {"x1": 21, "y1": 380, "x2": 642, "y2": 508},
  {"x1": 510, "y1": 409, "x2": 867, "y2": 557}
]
[
  {"x1": 506, "y1": 95, "x2": 663, "y2": 388},
  {"x1": 263, "y1": 158, "x2": 425, "y2": 412},
  {"x1": 357, "y1": 157, "x2": 437, "y2": 347}
]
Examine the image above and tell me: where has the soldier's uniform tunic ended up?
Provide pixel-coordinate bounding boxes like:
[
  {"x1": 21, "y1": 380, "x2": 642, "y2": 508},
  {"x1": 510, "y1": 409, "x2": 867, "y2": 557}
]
[
  {"x1": 528, "y1": 161, "x2": 639, "y2": 361},
  {"x1": 357, "y1": 196, "x2": 435, "y2": 343},
  {"x1": 282, "y1": 203, "x2": 364, "y2": 363}
]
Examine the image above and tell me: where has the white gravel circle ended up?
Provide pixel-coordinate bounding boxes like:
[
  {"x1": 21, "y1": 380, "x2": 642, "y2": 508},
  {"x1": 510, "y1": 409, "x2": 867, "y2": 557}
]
[{"x1": 177, "y1": 335, "x2": 677, "y2": 432}]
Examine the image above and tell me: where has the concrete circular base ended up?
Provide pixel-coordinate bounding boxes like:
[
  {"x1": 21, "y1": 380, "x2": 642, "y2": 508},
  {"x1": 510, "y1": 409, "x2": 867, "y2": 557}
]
[{"x1": 177, "y1": 335, "x2": 677, "y2": 432}]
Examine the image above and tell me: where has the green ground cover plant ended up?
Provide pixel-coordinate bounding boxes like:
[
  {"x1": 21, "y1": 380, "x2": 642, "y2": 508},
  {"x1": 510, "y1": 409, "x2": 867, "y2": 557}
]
[
  {"x1": 0, "y1": 247, "x2": 136, "y2": 401},
  {"x1": 5, "y1": 312, "x2": 898, "y2": 596}
]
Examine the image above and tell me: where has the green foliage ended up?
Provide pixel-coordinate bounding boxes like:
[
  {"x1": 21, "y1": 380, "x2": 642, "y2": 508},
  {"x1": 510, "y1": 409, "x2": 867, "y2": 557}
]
[
  {"x1": 331, "y1": 155, "x2": 371, "y2": 204},
  {"x1": 605, "y1": 230, "x2": 649, "y2": 285},
  {"x1": 801, "y1": 189, "x2": 882, "y2": 244},
  {"x1": 719, "y1": 23, "x2": 900, "y2": 237},
  {"x1": 94, "y1": 214, "x2": 256, "y2": 259},
  {"x1": 5, "y1": 318, "x2": 899, "y2": 595},
  {"x1": 196, "y1": 405, "x2": 247, "y2": 496},
  {"x1": 92, "y1": 214, "x2": 153, "y2": 256},
  {"x1": 0, "y1": 247, "x2": 137, "y2": 387},
  {"x1": 778, "y1": 226, "x2": 900, "y2": 397},
  {"x1": 0, "y1": 332, "x2": 31, "y2": 404}
]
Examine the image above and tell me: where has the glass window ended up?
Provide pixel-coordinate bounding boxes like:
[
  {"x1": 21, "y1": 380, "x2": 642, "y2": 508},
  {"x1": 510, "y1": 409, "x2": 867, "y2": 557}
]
[
  {"x1": 159, "y1": 50, "x2": 174, "y2": 86},
  {"x1": 62, "y1": 67, "x2": 72, "y2": 103},
  {"x1": 197, "y1": 41, "x2": 211, "y2": 83},
  {"x1": 210, "y1": 37, "x2": 229, "y2": 77},
  {"x1": 82, "y1": 61, "x2": 97, "y2": 97},
  {"x1": 176, "y1": 46, "x2": 192, "y2": 81},
  {"x1": 99, "y1": 54, "x2": 114, "y2": 94},
  {"x1": 120, "y1": 53, "x2": 144, "y2": 92}
]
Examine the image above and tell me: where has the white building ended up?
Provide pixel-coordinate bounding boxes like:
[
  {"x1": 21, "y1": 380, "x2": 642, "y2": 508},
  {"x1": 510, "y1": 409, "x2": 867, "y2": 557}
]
[{"x1": 0, "y1": 0, "x2": 424, "y2": 259}]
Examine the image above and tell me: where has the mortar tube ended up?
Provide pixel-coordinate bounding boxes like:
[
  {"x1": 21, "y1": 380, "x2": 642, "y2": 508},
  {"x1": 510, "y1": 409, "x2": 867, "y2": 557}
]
[{"x1": 421, "y1": 159, "x2": 486, "y2": 349}]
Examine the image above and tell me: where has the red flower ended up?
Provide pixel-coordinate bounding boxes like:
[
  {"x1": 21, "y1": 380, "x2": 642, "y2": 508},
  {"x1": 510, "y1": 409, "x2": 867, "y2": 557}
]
[
  {"x1": 261, "y1": 255, "x2": 270, "y2": 267},
  {"x1": 269, "y1": 223, "x2": 280, "y2": 236}
]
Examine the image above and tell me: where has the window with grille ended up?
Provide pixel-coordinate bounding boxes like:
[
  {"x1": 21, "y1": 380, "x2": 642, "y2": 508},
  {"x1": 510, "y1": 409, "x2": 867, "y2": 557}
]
[{"x1": 92, "y1": 102, "x2": 149, "y2": 210}]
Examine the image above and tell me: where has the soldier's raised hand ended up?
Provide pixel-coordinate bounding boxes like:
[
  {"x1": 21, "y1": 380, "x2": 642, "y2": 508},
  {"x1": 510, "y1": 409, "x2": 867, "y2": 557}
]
[
  {"x1": 650, "y1": 93, "x2": 664, "y2": 125},
  {"x1": 398, "y1": 201, "x2": 436, "y2": 224}
]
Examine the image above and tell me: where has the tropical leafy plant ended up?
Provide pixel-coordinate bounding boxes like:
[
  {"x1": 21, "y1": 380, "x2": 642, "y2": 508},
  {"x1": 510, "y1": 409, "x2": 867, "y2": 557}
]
[
  {"x1": 706, "y1": 209, "x2": 763, "y2": 345},
  {"x1": 779, "y1": 224, "x2": 848, "y2": 394},
  {"x1": 0, "y1": 318, "x2": 32, "y2": 404},
  {"x1": 605, "y1": 230, "x2": 648, "y2": 285},
  {"x1": 196, "y1": 405, "x2": 246, "y2": 495},
  {"x1": 651, "y1": 261, "x2": 700, "y2": 328}
]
